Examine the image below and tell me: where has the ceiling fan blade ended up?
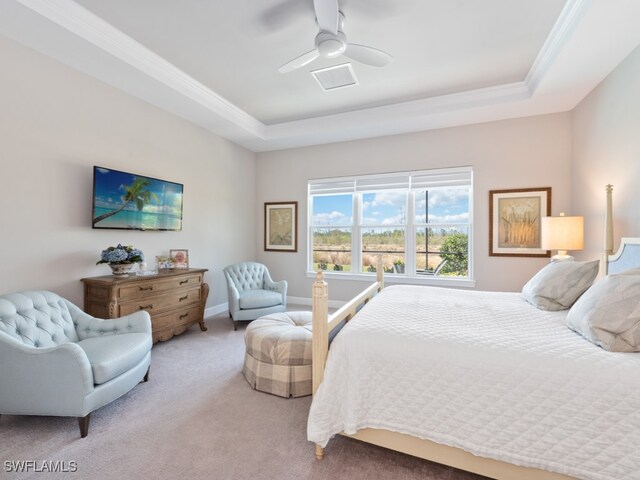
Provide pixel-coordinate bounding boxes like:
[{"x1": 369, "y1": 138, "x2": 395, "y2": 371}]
[
  {"x1": 278, "y1": 49, "x2": 320, "y2": 73},
  {"x1": 344, "y1": 43, "x2": 393, "y2": 67},
  {"x1": 314, "y1": 0, "x2": 339, "y2": 34}
]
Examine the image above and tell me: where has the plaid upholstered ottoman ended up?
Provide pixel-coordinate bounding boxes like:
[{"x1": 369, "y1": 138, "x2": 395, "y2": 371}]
[{"x1": 242, "y1": 311, "x2": 312, "y2": 398}]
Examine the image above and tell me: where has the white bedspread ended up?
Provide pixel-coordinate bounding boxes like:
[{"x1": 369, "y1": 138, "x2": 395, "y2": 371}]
[{"x1": 307, "y1": 285, "x2": 640, "y2": 480}]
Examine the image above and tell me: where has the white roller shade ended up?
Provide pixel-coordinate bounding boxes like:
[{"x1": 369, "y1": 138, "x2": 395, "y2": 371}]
[
  {"x1": 309, "y1": 179, "x2": 355, "y2": 195},
  {"x1": 411, "y1": 168, "x2": 472, "y2": 190},
  {"x1": 355, "y1": 174, "x2": 410, "y2": 192},
  {"x1": 310, "y1": 167, "x2": 471, "y2": 195}
]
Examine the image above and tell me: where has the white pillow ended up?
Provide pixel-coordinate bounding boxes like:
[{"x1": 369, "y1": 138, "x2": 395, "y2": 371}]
[
  {"x1": 566, "y1": 273, "x2": 640, "y2": 352},
  {"x1": 521, "y1": 260, "x2": 599, "y2": 311}
]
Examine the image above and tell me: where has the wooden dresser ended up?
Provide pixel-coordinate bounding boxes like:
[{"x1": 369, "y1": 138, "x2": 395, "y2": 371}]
[{"x1": 81, "y1": 268, "x2": 209, "y2": 343}]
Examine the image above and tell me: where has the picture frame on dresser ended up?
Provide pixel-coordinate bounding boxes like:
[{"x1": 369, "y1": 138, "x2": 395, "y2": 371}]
[
  {"x1": 489, "y1": 187, "x2": 551, "y2": 257},
  {"x1": 156, "y1": 255, "x2": 174, "y2": 270},
  {"x1": 170, "y1": 249, "x2": 189, "y2": 268}
]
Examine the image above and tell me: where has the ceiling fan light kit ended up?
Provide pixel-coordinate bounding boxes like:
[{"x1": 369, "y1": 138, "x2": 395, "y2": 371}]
[
  {"x1": 316, "y1": 32, "x2": 346, "y2": 58},
  {"x1": 278, "y1": 0, "x2": 393, "y2": 74}
]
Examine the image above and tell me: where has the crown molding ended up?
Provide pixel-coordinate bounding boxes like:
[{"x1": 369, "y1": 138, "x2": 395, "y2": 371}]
[
  {"x1": 264, "y1": 81, "x2": 530, "y2": 142},
  {"x1": 4, "y1": 0, "x2": 637, "y2": 152},
  {"x1": 525, "y1": 0, "x2": 590, "y2": 93},
  {"x1": 15, "y1": 0, "x2": 266, "y2": 138}
]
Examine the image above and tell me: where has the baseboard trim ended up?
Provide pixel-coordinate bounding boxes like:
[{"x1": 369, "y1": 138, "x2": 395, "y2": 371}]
[{"x1": 205, "y1": 302, "x2": 228, "y2": 319}]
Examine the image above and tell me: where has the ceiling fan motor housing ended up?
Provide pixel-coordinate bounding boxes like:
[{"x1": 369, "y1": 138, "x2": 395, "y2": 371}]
[{"x1": 315, "y1": 31, "x2": 346, "y2": 58}]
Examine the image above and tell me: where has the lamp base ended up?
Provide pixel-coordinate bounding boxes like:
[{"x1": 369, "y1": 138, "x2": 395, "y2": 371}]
[{"x1": 551, "y1": 254, "x2": 575, "y2": 262}]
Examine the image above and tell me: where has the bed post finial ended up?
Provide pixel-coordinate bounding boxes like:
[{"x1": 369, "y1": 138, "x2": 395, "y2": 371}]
[{"x1": 604, "y1": 184, "x2": 614, "y2": 275}]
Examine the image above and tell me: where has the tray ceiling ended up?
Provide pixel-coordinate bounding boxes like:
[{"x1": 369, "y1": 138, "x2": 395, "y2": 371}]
[{"x1": 1, "y1": 0, "x2": 640, "y2": 152}]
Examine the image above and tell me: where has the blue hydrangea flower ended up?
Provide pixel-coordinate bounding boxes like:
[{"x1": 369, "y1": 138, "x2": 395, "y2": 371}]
[
  {"x1": 97, "y1": 244, "x2": 144, "y2": 265},
  {"x1": 128, "y1": 248, "x2": 144, "y2": 261}
]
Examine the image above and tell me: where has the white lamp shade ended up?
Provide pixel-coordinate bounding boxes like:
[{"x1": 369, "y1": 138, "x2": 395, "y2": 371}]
[{"x1": 541, "y1": 216, "x2": 584, "y2": 251}]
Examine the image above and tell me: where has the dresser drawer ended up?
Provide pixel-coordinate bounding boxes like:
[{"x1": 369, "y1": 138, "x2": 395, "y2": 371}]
[
  {"x1": 151, "y1": 305, "x2": 202, "y2": 342},
  {"x1": 118, "y1": 286, "x2": 202, "y2": 316},
  {"x1": 117, "y1": 273, "x2": 203, "y2": 300}
]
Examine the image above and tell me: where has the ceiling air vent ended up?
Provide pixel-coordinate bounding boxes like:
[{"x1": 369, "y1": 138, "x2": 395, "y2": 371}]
[{"x1": 311, "y1": 63, "x2": 358, "y2": 91}]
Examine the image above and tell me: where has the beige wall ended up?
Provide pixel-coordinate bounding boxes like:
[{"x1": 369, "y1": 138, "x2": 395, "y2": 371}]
[
  {"x1": 9, "y1": 30, "x2": 636, "y2": 308},
  {"x1": 0, "y1": 36, "x2": 257, "y2": 309},
  {"x1": 572, "y1": 44, "x2": 640, "y2": 262},
  {"x1": 257, "y1": 113, "x2": 573, "y2": 300}
]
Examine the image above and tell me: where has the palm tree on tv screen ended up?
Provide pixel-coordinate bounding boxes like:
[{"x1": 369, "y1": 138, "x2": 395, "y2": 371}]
[{"x1": 93, "y1": 177, "x2": 159, "y2": 226}]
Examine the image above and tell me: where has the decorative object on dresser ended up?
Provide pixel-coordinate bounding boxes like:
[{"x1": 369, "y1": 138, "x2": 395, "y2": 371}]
[
  {"x1": 82, "y1": 268, "x2": 209, "y2": 343},
  {"x1": 156, "y1": 255, "x2": 174, "y2": 270},
  {"x1": 170, "y1": 249, "x2": 189, "y2": 268},
  {"x1": 96, "y1": 243, "x2": 144, "y2": 278},
  {"x1": 489, "y1": 187, "x2": 551, "y2": 257}
]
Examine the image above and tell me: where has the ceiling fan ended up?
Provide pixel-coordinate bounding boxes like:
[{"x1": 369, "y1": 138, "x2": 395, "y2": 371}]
[{"x1": 278, "y1": 0, "x2": 393, "y2": 73}]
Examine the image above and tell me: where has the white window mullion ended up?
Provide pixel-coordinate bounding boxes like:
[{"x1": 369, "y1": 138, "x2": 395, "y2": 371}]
[
  {"x1": 352, "y1": 193, "x2": 361, "y2": 273},
  {"x1": 406, "y1": 190, "x2": 416, "y2": 275}
]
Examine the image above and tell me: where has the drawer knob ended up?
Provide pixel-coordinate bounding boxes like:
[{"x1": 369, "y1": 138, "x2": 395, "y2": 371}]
[
  {"x1": 139, "y1": 304, "x2": 153, "y2": 310},
  {"x1": 139, "y1": 286, "x2": 153, "y2": 291},
  {"x1": 178, "y1": 295, "x2": 188, "y2": 302},
  {"x1": 179, "y1": 313, "x2": 189, "y2": 319},
  {"x1": 179, "y1": 279, "x2": 189, "y2": 285}
]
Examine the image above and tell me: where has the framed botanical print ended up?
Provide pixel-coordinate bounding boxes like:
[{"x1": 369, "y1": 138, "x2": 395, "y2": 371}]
[
  {"x1": 489, "y1": 187, "x2": 551, "y2": 257},
  {"x1": 264, "y1": 202, "x2": 297, "y2": 252}
]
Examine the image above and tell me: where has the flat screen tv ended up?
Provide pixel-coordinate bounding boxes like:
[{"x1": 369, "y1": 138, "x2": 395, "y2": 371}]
[{"x1": 92, "y1": 166, "x2": 183, "y2": 231}]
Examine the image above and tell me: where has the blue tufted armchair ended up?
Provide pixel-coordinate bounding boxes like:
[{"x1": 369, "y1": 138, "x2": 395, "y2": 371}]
[
  {"x1": 0, "y1": 291, "x2": 152, "y2": 437},
  {"x1": 223, "y1": 262, "x2": 287, "y2": 330}
]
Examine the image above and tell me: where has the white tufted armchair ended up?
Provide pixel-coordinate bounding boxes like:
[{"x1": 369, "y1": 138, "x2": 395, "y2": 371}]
[
  {"x1": 223, "y1": 262, "x2": 287, "y2": 330},
  {"x1": 0, "y1": 291, "x2": 152, "y2": 437}
]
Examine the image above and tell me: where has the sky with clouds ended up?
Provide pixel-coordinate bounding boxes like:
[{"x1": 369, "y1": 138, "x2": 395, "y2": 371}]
[{"x1": 312, "y1": 187, "x2": 469, "y2": 227}]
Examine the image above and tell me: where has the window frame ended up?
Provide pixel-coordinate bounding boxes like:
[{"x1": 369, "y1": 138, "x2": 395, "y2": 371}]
[{"x1": 307, "y1": 167, "x2": 474, "y2": 287}]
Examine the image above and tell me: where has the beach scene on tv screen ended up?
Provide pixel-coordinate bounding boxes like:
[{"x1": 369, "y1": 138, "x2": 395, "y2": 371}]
[{"x1": 92, "y1": 167, "x2": 183, "y2": 230}]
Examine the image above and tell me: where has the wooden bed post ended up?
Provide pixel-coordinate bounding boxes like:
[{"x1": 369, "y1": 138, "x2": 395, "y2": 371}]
[
  {"x1": 312, "y1": 271, "x2": 328, "y2": 461},
  {"x1": 310, "y1": 264, "x2": 385, "y2": 461},
  {"x1": 604, "y1": 184, "x2": 614, "y2": 275}
]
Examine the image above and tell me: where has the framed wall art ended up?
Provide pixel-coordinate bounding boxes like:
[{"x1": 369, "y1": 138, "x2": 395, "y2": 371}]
[
  {"x1": 265, "y1": 202, "x2": 298, "y2": 252},
  {"x1": 489, "y1": 187, "x2": 551, "y2": 257}
]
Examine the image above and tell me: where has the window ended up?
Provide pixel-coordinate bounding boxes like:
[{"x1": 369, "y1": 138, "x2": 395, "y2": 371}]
[
  {"x1": 309, "y1": 167, "x2": 473, "y2": 281},
  {"x1": 310, "y1": 194, "x2": 353, "y2": 272}
]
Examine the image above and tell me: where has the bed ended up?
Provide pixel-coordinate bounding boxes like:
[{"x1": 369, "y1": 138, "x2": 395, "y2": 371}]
[{"x1": 307, "y1": 186, "x2": 640, "y2": 480}]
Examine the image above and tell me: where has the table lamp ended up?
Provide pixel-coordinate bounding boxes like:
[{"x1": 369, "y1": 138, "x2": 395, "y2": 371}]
[{"x1": 541, "y1": 213, "x2": 584, "y2": 261}]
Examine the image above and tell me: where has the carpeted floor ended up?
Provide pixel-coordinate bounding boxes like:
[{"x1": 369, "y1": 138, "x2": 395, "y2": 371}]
[{"x1": 0, "y1": 312, "x2": 487, "y2": 480}]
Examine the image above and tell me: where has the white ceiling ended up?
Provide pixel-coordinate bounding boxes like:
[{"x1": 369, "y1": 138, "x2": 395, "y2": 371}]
[
  {"x1": 73, "y1": 0, "x2": 564, "y2": 124},
  {"x1": 1, "y1": 0, "x2": 640, "y2": 152}
]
